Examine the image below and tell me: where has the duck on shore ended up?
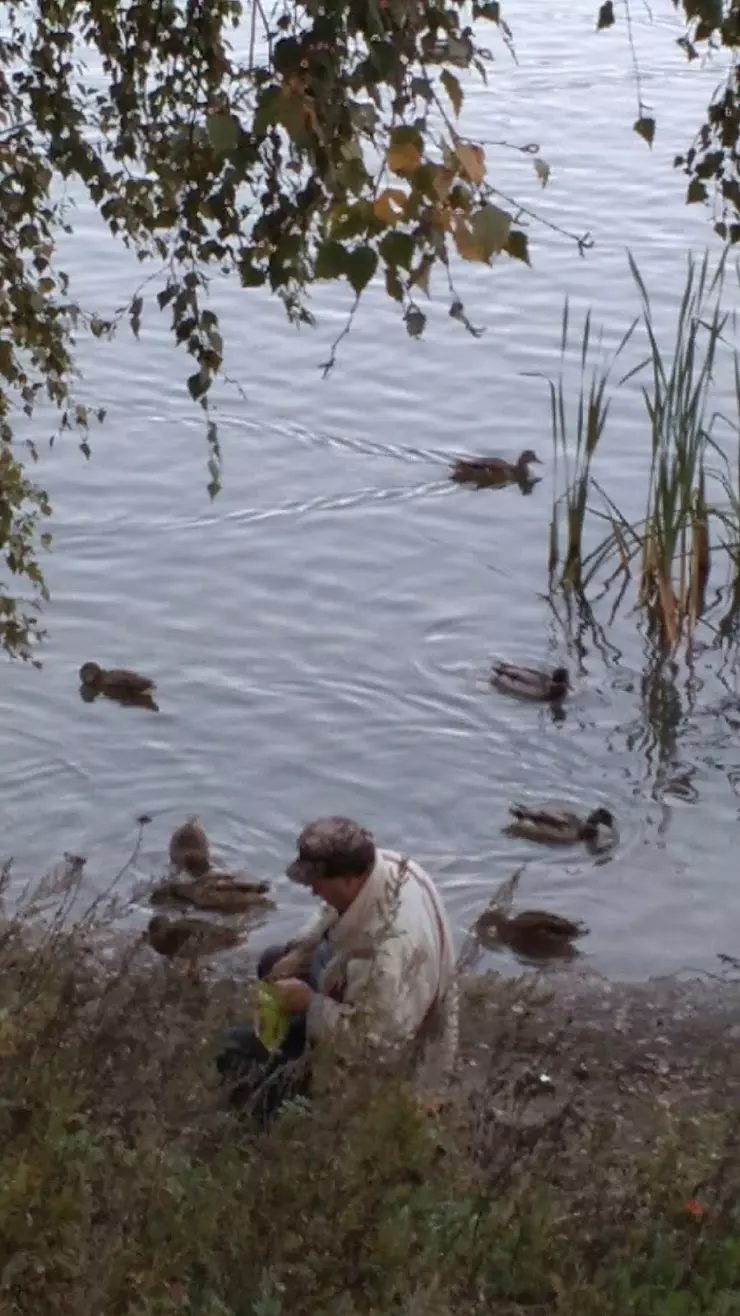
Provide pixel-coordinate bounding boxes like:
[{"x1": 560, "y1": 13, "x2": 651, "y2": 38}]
[
  {"x1": 79, "y1": 662, "x2": 158, "y2": 710},
  {"x1": 504, "y1": 804, "x2": 617, "y2": 850},
  {"x1": 450, "y1": 450, "x2": 542, "y2": 488},
  {"x1": 473, "y1": 907, "x2": 588, "y2": 960},
  {"x1": 490, "y1": 662, "x2": 570, "y2": 703},
  {"x1": 169, "y1": 818, "x2": 211, "y2": 878}
]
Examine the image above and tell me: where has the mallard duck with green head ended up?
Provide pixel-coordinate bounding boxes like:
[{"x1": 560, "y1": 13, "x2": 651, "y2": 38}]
[
  {"x1": 490, "y1": 662, "x2": 569, "y2": 702},
  {"x1": 504, "y1": 804, "x2": 617, "y2": 850},
  {"x1": 451, "y1": 449, "x2": 542, "y2": 487}
]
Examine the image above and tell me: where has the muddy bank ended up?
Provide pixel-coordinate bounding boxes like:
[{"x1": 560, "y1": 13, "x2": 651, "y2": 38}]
[{"x1": 453, "y1": 963, "x2": 740, "y2": 1150}]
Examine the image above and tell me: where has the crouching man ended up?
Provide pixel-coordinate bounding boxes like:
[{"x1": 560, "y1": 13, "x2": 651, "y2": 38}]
[{"x1": 216, "y1": 816, "x2": 458, "y2": 1122}]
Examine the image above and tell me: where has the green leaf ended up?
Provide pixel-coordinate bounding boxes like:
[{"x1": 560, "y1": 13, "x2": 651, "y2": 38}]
[
  {"x1": 349, "y1": 101, "x2": 378, "y2": 137},
  {"x1": 470, "y1": 204, "x2": 512, "y2": 261},
  {"x1": 187, "y1": 368, "x2": 209, "y2": 401},
  {"x1": 633, "y1": 116, "x2": 656, "y2": 148},
  {"x1": 315, "y1": 241, "x2": 348, "y2": 280},
  {"x1": 505, "y1": 230, "x2": 531, "y2": 264},
  {"x1": 239, "y1": 259, "x2": 266, "y2": 288},
  {"x1": 441, "y1": 70, "x2": 463, "y2": 117},
  {"x1": 130, "y1": 295, "x2": 143, "y2": 339},
  {"x1": 379, "y1": 231, "x2": 415, "y2": 270},
  {"x1": 404, "y1": 307, "x2": 426, "y2": 338},
  {"x1": 473, "y1": 1, "x2": 501, "y2": 19},
  {"x1": 596, "y1": 1, "x2": 615, "y2": 30},
  {"x1": 344, "y1": 245, "x2": 378, "y2": 295},
  {"x1": 206, "y1": 111, "x2": 240, "y2": 154},
  {"x1": 687, "y1": 177, "x2": 707, "y2": 204},
  {"x1": 157, "y1": 286, "x2": 176, "y2": 310}
]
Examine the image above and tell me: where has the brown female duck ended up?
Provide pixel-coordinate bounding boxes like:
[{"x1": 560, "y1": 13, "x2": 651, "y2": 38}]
[
  {"x1": 168, "y1": 818, "x2": 211, "y2": 877},
  {"x1": 450, "y1": 449, "x2": 542, "y2": 487},
  {"x1": 474, "y1": 907, "x2": 588, "y2": 960},
  {"x1": 150, "y1": 876, "x2": 276, "y2": 915},
  {"x1": 80, "y1": 662, "x2": 155, "y2": 697},
  {"x1": 79, "y1": 662, "x2": 158, "y2": 710},
  {"x1": 146, "y1": 914, "x2": 244, "y2": 961}
]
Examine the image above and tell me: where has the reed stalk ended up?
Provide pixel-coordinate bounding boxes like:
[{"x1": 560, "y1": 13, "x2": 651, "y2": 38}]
[
  {"x1": 537, "y1": 249, "x2": 738, "y2": 650},
  {"x1": 525, "y1": 303, "x2": 636, "y2": 591}
]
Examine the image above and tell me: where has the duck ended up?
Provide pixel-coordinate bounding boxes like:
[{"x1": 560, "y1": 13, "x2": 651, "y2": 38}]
[
  {"x1": 79, "y1": 662, "x2": 155, "y2": 698},
  {"x1": 490, "y1": 662, "x2": 569, "y2": 702},
  {"x1": 450, "y1": 449, "x2": 542, "y2": 487},
  {"x1": 503, "y1": 804, "x2": 617, "y2": 850},
  {"x1": 145, "y1": 914, "x2": 244, "y2": 961},
  {"x1": 474, "y1": 907, "x2": 588, "y2": 960},
  {"x1": 150, "y1": 877, "x2": 276, "y2": 915},
  {"x1": 168, "y1": 818, "x2": 211, "y2": 878},
  {"x1": 79, "y1": 663, "x2": 159, "y2": 711}
]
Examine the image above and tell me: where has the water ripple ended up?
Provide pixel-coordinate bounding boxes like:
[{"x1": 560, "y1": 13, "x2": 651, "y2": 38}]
[{"x1": 2, "y1": 0, "x2": 739, "y2": 978}]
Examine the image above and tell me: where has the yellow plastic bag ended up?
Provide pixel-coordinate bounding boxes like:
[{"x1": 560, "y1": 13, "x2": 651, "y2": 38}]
[{"x1": 253, "y1": 981, "x2": 291, "y2": 1053}]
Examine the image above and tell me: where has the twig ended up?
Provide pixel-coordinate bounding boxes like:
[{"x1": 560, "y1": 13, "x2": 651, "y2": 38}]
[{"x1": 319, "y1": 294, "x2": 361, "y2": 378}]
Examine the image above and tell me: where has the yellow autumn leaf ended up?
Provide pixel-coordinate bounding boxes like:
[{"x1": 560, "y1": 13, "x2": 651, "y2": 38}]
[
  {"x1": 387, "y1": 141, "x2": 422, "y2": 174},
  {"x1": 453, "y1": 140, "x2": 486, "y2": 186},
  {"x1": 372, "y1": 188, "x2": 408, "y2": 226},
  {"x1": 451, "y1": 217, "x2": 485, "y2": 263}
]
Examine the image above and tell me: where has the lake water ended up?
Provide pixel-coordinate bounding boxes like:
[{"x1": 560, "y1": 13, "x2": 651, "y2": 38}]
[{"x1": 3, "y1": 1, "x2": 740, "y2": 979}]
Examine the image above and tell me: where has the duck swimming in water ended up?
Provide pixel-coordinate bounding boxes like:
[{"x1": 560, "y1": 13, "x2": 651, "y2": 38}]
[
  {"x1": 168, "y1": 818, "x2": 211, "y2": 878},
  {"x1": 150, "y1": 877, "x2": 276, "y2": 915},
  {"x1": 490, "y1": 662, "x2": 569, "y2": 702},
  {"x1": 474, "y1": 907, "x2": 588, "y2": 960},
  {"x1": 451, "y1": 449, "x2": 542, "y2": 488},
  {"x1": 146, "y1": 914, "x2": 245, "y2": 962},
  {"x1": 79, "y1": 662, "x2": 158, "y2": 710},
  {"x1": 504, "y1": 804, "x2": 617, "y2": 850}
]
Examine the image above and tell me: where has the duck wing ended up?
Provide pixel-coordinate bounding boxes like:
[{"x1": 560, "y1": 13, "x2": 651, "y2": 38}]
[
  {"x1": 150, "y1": 880, "x2": 204, "y2": 907},
  {"x1": 491, "y1": 663, "x2": 549, "y2": 694},
  {"x1": 508, "y1": 805, "x2": 578, "y2": 834},
  {"x1": 203, "y1": 874, "x2": 271, "y2": 894},
  {"x1": 104, "y1": 668, "x2": 155, "y2": 693},
  {"x1": 511, "y1": 910, "x2": 587, "y2": 938},
  {"x1": 184, "y1": 884, "x2": 276, "y2": 913}
]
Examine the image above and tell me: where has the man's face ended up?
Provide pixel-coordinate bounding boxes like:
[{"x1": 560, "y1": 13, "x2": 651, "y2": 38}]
[{"x1": 309, "y1": 873, "x2": 364, "y2": 913}]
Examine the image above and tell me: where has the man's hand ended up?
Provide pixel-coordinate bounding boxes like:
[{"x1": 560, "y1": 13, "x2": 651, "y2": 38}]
[
  {"x1": 267, "y1": 946, "x2": 312, "y2": 981},
  {"x1": 270, "y1": 977, "x2": 313, "y2": 1015}
]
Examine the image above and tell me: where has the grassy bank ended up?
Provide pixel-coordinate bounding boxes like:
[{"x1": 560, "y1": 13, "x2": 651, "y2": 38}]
[{"x1": 2, "y1": 873, "x2": 740, "y2": 1316}]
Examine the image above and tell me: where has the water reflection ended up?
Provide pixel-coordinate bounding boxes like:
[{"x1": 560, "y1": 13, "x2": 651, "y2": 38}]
[{"x1": 2, "y1": 0, "x2": 740, "y2": 981}]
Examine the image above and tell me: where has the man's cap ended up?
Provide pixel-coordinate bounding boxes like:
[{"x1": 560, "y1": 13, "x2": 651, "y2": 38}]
[{"x1": 286, "y1": 816, "x2": 376, "y2": 885}]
